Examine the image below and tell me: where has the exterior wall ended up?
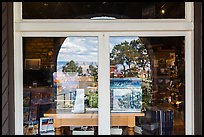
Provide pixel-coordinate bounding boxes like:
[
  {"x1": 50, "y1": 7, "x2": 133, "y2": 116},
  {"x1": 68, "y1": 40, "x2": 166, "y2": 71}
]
[
  {"x1": 194, "y1": 2, "x2": 202, "y2": 135},
  {"x1": 2, "y1": 2, "x2": 15, "y2": 135}
]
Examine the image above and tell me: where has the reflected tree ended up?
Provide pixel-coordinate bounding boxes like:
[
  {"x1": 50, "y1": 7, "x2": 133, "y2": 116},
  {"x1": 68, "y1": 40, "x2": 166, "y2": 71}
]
[
  {"x1": 110, "y1": 39, "x2": 153, "y2": 110},
  {"x1": 110, "y1": 39, "x2": 151, "y2": 78},
  {"x1": 62, "y1": 60, "x2": 78, "y2": 72},
  {"x1": 77, "y1": 66, "x2": 83, "y2": 76},
  {"x1": 89, "y1": 64, "x2": 98, "y2": 81}
]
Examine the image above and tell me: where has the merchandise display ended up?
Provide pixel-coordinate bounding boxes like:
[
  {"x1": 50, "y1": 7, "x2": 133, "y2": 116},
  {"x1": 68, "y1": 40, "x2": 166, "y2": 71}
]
[
  {"x1": 23, "y1": 87, "x2": 55, "y2": 135},
  {"x1": 22, "y1": 36, "x2": 185, "y2": 135},
  {"x1": 110, "y1": 78, "x2": 142, "y2": 112}
]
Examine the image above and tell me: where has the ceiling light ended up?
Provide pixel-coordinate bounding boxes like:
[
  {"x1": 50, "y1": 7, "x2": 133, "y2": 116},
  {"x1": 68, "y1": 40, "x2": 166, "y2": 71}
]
[
  {"x1": 161, "y1": 9, "x2": 165, "y2": 14},
  {"x1": 43, "y1": 3, "x2": 48, "y2": 6}
]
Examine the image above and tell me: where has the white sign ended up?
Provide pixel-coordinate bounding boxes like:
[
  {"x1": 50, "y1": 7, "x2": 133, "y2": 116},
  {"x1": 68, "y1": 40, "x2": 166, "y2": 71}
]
[
  {"x1": 39, "y1": 117, "x2": 55, "y2": 134},
  {"x1": 72, "y1": 89, "x2": 85, "y2": 113}
]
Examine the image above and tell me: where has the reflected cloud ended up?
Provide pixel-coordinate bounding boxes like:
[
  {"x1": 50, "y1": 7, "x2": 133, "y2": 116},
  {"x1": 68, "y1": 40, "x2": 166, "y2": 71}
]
[{"x1": 58, "y1": 37, "x2": 98, "y2": 63}]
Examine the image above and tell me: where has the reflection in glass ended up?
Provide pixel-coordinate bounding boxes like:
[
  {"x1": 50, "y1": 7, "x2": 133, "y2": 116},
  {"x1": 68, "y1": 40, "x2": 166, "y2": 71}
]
[
  {"x1": 56, "y1": 37, "x2": 98, "y2": 112},
  {"x1": 109, "y1": 36, "x2": 185, "y2": 135},
  {"x1": 55, "y1": 37, "x2": 98, "y2": 135},
  {"x1": 23, "y1": 37, "x2": 98, "y2": 135}
]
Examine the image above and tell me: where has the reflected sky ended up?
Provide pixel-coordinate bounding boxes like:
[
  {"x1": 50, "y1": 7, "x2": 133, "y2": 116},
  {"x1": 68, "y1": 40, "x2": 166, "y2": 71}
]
[
  {"x1": 58, "y1": 37, "x2": 98, "y2": 62},
  {"x1": 109, "y1": 36, "x2": 139, "y2": 52},
  {"x1": 57, "y1": 36, "x2": 139, "y2": 63}
]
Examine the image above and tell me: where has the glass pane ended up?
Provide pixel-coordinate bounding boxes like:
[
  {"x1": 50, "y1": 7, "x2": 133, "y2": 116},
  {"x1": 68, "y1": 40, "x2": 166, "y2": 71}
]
[
  {"x1": 22, "y1": 2, "x2": 185, "y2": 19},
  {"x1": 109, "y1": 36, "x2": 185, "y2": 135},
  {"x1": 23, "y1": 37, "x2": 98, "y2": 135}
]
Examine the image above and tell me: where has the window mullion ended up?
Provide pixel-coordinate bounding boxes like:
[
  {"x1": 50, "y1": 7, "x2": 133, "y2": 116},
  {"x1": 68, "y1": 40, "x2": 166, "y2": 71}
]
[{"x1": 98, "y1": 33, "x2": 110, "y2": 135}]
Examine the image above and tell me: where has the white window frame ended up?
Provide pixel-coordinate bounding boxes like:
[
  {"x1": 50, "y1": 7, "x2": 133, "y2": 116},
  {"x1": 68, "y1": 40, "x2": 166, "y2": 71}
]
[{"x1": 13, "y1": 2, "x2": 194, "y2": 135}]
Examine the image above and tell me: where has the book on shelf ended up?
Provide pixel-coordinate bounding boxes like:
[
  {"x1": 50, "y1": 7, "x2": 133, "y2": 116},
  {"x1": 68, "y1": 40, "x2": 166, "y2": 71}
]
[
  {"x1": 23, "y1": 107, "x2": 30, "y2": 122},
  {"x1": 23, "y1": 91, "x2": 31, "y2": 107}
]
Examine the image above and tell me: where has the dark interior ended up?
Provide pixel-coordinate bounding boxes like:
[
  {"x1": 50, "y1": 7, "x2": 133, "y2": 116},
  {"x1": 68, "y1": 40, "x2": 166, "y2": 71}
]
[{"x1": 22, "y1": 2, "x2": 185, "y2": 19}]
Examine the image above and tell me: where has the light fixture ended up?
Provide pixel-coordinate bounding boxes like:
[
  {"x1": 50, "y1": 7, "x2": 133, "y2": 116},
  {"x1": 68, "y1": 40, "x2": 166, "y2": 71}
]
[
  {"x1": 161, "y1": 9, "x2": 165, "y2": 14},
  {"x1": 160, "y1": 3, "x2": 166, "y2": 15},
  {"x1": 43, "y1": 3, "x2": 48, "y2": 6},
  {"x1": 47, "y1": 50, "x2": 53, "y2": 56}
]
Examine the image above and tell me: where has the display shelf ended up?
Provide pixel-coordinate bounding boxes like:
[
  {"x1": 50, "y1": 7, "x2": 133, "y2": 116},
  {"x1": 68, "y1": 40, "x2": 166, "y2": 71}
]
[{"x1": 23, "y1": 86, "x2": 55, "y2": 135}]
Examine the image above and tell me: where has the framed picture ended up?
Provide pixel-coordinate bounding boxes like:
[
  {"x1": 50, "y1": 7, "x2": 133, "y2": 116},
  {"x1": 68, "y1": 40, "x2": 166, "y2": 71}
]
[
  {"x1": 24, "y1": 59, "x2": 41, "y2": 70},
  {"x1": 153, "y1": 59, "x2": 159, "y2": 67},
  {"x1": 110, "y1": 78, "x2": 142, "y2": 112},
  {"x1": 111, "y1": 88, "x2": 142, "y2": 112}
]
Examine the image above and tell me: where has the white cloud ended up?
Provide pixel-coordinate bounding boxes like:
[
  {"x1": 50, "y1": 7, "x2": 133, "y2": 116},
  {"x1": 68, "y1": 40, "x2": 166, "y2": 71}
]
[
  {"x1": 58, "y1": 37, "x2": 98, "y2": 62},
  {"x1": 57, "y1": 36, "x2": 139, "y2": 63}
]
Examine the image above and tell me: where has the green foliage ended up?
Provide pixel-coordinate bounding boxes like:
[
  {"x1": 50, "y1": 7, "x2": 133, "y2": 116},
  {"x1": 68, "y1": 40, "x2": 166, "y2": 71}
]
[
  {"x1": 110, "y1": 39, "x2": 150, "y2": 78},
  {"x1": 77, "y1": 66, "x2": 83, "y2": 76},
  {"x1": 88, "y1": 92, "x2": 98, "y2": 108},
  {"x1": 89, "y1": 65, "x2": 98, "y2": 81},
  {"x1": 62, "y1": 60, "x2": 78, "y2": 72},
  {"x1": 142, "y1": 79, "x2": 153, "y2": 110},
  {"x1": 110, "y1": 39, "x2": 153, "y2": 110}
]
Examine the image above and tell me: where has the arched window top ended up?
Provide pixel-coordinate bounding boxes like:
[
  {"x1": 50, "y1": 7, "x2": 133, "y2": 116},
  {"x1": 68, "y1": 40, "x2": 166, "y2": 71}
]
[{"x1": 57, "y1": 37, "x2": 98, "y2": 72}]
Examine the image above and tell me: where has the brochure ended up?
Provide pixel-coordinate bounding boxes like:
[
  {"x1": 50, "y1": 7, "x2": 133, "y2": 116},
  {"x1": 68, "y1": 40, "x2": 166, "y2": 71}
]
[
  {"x1": 39, "y1": 117, "x2": 55, "y2": 134},
  {"x1": 72, "y1": 89, "x2": 85, "y2": 113}
]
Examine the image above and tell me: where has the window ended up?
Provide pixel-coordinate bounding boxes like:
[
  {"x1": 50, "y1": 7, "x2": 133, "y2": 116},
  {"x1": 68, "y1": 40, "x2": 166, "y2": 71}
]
[
  {"x1": 22, "y1": 2, "x2": 185, "y2": 19},
  {"x1": 109, "y1": 36, "x2": 185, "y2": 135},
  {"x1": 23, "y1": 37, "x2": 99, "y2": 134},
  {"x1": 14, "y1": 2, "x2": 194, "y2": 135}
]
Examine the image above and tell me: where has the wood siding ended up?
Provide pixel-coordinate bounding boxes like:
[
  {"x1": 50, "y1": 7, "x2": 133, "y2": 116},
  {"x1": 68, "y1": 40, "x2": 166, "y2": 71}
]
[
  {"x1": 2, "y1": 2, "x2": 15, "y2": 135},
  {"x1": 194, "y1": 2, "x2": 202, "y2": 135}
]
